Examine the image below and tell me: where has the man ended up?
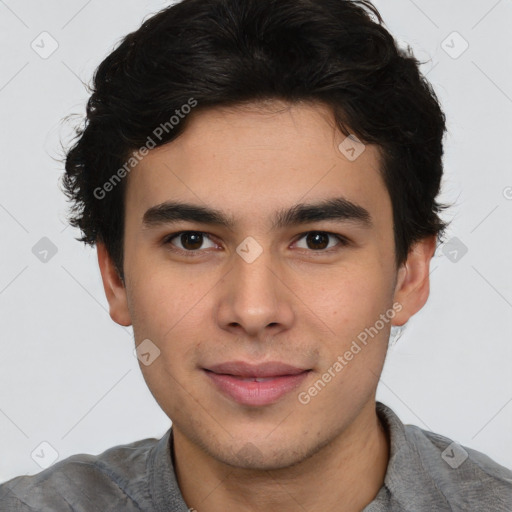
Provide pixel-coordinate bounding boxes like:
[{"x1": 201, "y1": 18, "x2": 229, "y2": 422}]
[{"x1": 1, "y1": 0, "x2": 511, "y2": 510}]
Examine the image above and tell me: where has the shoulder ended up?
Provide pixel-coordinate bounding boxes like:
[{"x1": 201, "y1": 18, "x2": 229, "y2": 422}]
[
  {"x1": 0, "y1": 435, "x2": 163, "y2": 512},
  {"x1": 405, "y1": 422, "x2": 512, "y2": 510},
  {"x1": 375, "y1": 402, "x2": 512, "y2": 511}
]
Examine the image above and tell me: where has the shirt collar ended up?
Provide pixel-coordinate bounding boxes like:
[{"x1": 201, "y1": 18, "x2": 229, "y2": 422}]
[
  {"x1": 371, "y1": 401, "x2": 451, "y2": 510},
  {"x1": 148, "y1": 401, "x2": 451, "y2": 511},
  {"x1": 148, "y1": 425, "x2": 189, "y2": 511}
]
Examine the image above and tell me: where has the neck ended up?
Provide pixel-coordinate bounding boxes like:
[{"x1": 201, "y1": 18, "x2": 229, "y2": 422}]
[{"x1": 173, "y1": 400, "x2": 389, "y2": 512}]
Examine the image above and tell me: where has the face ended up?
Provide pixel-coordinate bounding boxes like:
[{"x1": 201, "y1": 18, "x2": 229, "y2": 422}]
[{"x1": 98, "y1": 100, "x2": 434, "y2": 470}]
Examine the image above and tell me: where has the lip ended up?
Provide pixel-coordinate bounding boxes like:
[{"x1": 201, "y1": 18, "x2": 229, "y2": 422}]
[
  {"x1": 204, "y1": 361, "x2": 311, "y2": 406},
  {"x1": 206, "y1": 361, "x2": 308, "y2": 378}
]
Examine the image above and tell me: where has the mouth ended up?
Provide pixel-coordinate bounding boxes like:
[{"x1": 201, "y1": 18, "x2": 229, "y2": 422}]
[{"x1": 203, "y1": 361, "x2": 311, "y2": 407}]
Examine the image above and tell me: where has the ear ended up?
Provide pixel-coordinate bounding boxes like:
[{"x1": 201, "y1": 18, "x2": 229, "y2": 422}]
[
  {"x1": 392, "y1": 235, "x2": 437, "y2": 327},
  {"x1": 97, "y1": 241, "x2": 132, "y2": 327}
]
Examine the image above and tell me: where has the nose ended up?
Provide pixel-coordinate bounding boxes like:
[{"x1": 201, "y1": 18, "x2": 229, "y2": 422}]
[{"x1": 215, "y1": 246, "x2": 295, "y2": 339}]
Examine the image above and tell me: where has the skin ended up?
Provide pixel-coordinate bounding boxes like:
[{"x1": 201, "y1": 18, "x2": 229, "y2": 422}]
[{"x1": 97, "y1": 100, "x2": 436, "y2": 511}]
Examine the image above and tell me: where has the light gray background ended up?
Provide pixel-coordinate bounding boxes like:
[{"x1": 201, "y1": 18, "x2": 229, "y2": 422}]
[{"x1": 0, "y1": 0, "x2": 511, "y2": 483}]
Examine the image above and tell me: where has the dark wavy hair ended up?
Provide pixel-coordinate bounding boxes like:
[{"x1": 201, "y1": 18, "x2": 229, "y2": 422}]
[{"x1": 62, "y1": 0, "x2": 450, "y2": 281}]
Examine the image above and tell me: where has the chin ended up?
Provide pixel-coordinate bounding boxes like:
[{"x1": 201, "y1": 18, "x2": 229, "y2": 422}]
[
  {"x1": 203, "y1": 433, "x2": 320, "y2": 471},
  {"x1": 226, "y1": 446, "x2": 306, "y2": 471}
]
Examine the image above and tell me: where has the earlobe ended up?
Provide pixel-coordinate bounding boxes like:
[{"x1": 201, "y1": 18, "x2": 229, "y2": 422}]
[
  {"x1": 391, "y1": 236, "x2": 437, "y2": 327},
  {"x1": 96, "y1": 242, "x2": 132, "y2": 327}
]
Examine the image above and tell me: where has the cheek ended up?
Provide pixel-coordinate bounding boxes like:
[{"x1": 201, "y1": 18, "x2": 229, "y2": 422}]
[
  {"x1": 127, "y1": 258, "x2": 199, "y2": 334},
  {"x1": 126, "y1": 262, "x2": 208, "y2": 380},
  {"x1": 304, "y1": 269, "x2": 392, "y2": 401},
  {"x1": 311, "y1": 263, "x2": 393, "y2": 330},
  {"x1": 128, "y1": 271, "x2": 203, "y2": 412}
]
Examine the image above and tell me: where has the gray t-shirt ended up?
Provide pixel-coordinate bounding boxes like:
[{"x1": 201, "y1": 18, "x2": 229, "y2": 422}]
[{"x1": 1, "y1": 402, "x2": 511, "y2": 511}]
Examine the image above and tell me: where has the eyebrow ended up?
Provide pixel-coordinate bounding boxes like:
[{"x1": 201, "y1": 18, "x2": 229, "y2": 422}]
[{"x1": 142, "y1": 197, "x2": 373, "y2": 231}]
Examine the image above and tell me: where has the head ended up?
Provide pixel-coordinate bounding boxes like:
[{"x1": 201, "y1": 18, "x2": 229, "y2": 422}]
[{"x1": 62, "y1": 0, "x2": 449, "y2": 469}]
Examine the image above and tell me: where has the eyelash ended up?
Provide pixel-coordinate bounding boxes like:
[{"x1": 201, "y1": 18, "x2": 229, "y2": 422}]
[{"x1": 161, "y1": 231, "x2": 350, "y2": 257}]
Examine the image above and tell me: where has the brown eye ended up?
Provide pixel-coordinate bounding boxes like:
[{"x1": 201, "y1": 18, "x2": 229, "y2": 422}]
[
  {"x1": 179, "y1": 232, "x2": 203, "y2": 250},
  {"x1": 294, "y1": 231, "x2": 349, "y2": 252},
  {"x1": 306, "y1": 232, "x2": 329, "y2": 250},
  {"x1": 164, "y1": 231, "x2": 216, "y2": 252}
]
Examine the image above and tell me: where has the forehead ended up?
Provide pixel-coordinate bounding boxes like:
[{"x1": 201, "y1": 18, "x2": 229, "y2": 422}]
[{"x1": 124, "y1": 101, "x2": 390, "y2": 230}]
